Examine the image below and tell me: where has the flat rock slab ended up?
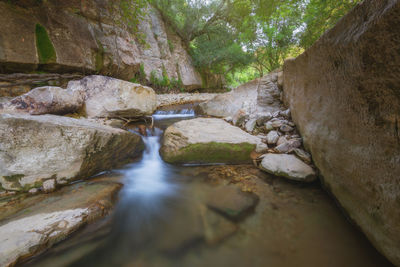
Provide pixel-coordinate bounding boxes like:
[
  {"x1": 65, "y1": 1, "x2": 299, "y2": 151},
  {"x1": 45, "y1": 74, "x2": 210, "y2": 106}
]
[
  {"x1": 0, "y1": 113, "x2": 143, "y2": 191},
  {"x1": 160, "y1": 118, "x2": 261, "y2": 164},
  {"x1": 0, "y1": 177, "x2": 122, "y2": 267},
  {"x1": 67, "y1": 75, "x2": 157, "y2": 118},
  {"x1": 260, "y1": 154, "x2": 316, "y2": 182}
]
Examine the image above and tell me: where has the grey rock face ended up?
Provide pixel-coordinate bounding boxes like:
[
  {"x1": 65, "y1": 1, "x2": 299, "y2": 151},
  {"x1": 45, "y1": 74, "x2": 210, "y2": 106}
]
[{"x1": 283, "y1": 0, "x2": 400, "y2": 264}]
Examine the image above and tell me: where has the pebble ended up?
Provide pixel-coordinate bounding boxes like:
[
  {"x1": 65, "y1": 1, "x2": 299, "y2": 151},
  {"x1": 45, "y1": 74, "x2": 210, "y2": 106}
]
[
  {"x1": 245, "y1": 119, "x2": 257, "y2": 132},
  {"x1": 293, "y1": 148, "x2": 312, "y2": 164},
  {"x1": 43, "y1": 179, "x2": 56, "y2": 193},
  {"x1": 256, "y1": 142, "x2": 269, "y2": 153},
  {"x1": 256, "y1": 113, "x2": 272, "y2": 126},
  {"x1": 280, "y1": 124, "x2": 294, "y2": 132},
  {"x1": 265, "y1": 121, "x2": 274, "y2": 131},
  {"x1": 277, "y1": 136, "x2": 288, "y2": 146},
  {"x1": 270, "y1": 119, "x2": 283, "y2": 128}
]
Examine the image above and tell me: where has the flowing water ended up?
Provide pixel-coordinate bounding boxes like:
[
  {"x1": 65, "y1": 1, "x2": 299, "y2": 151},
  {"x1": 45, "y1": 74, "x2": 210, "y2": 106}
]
[{"x1": 26, "y1": 105, "x2": 393, "y2": 267}]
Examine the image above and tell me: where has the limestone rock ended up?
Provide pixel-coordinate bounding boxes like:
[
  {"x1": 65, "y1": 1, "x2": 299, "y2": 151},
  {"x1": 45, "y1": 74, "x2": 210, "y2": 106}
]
[
  {"x1": 156, "y1": 93, "x2": 218, "y2": 108},
  {"x1": 256, "y1": 113, "x2": 272, "y2": 126},
  {"x1": 274, "y1": 139, "x2": 302, "y2": 154},
  {"x1": 161, "y1": 118, "x2": 261, "y2": 164},
  {"x1": 293, "y1": 148, "x2": 312, "y2": 164},
  {"x1": 283, "y1": 1, "x2": 400, "y2": 263},
  {"x1": 197, "y1": 72, "x2": 282, "y2": 118},
  {"x1": 2, "y1": 86, "x2": 84, "y2": 115},
  {"x1": 245, "y1": 118, "x2": 257, "y2": 132},
  {"x1": 0, "y1": 2, "x2": 202, "y2": 90},
  {"x1": 260, "y1": 154, "x2": 316, "y2": 182},
  {"x1": 67, "y1": 75, "x2": 157, "y2": 118},
  {"x1": 255, "y1": 143, "x2": 269, "y2": 154},
  {"x1": 43, "y1": 179, "x2": 56, "y2": 193},
  {"x1": 0, "y1": 113, "x2": 143, "y2": 191}
]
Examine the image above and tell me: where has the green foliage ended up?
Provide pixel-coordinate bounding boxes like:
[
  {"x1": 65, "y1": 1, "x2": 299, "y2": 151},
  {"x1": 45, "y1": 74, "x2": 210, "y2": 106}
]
[
  {"x1": 35, "y1": 24, "x2": 56, "y2": 64},
  {"x1": 168, "y1": 40, "x2": 175, "y2": 53},
  {"x1": 300, "y1": 0, "x2": 362, "y2": 48}
]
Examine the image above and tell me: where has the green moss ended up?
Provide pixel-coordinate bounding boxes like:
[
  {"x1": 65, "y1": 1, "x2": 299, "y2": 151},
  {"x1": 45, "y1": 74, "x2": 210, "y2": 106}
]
[
  {"x1": 2, "y1": 174, "x2": 24, "y2": 190},
  {"x1": 161, "y1": 142, "x2": 255, "y2": 164},
  {"x1": 95, "y1": 41, "x2": 105, "y2": 72},
  {"x1": 35, "y1": 23, "x2": 56, "y2": 64}
]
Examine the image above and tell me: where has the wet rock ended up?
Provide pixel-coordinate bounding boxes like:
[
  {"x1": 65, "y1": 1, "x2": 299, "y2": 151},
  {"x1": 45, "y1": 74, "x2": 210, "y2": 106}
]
[
  {"x1": 67, "y1": 75, "x2": 157, "y2": 118},
  {"x1": 2, "y1": 86, "x2": 84, "y2": 115},
  {"x1": 260, "y1": 154, "x2": 316, "y2": 182},
  {"x1": 161, "y1": 118, "x2": 261, "y2": 164},
  {"x1": 0, "y1": 177, "x2": 122, "y2": 266},
  {"x1": 266, "y1": 131, "x2": 280, "y2": 145},
  {"x1": 0, "y1": 113, "x2": 144, "y2": 191},
  {"x1": 245, "y1": 119, "x2": 257, "y2": 132},
  {"x1": 205, "y1": 185, "x2": 259, "y2": 221},
  {"x1": 43, "y1": 179, "x2": 56, "y2": 193},
  {"x1": 202, "y1": 207, "x2": 237, "y2": 245}
]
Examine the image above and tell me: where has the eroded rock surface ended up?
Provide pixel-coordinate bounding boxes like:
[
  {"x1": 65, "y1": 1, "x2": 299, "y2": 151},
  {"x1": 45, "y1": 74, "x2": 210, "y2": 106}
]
[
  {"x1": 0, "y1": 113, "x2": 143, "y2": 192},
  {"x1": 68, "y1": 75, "x2": 157, "y2": 118},
  {"x1": 0, "y1": 176, "x2": 122, "y2": 266},
  {"x1": 283, "y1": 0, "x2": 400, "y2": 265},
  {"x1": 1, "y1": 86, "x2": 84, "y2": 115},
  {"x1": 161, "y1": 118, "x2": 261, "y2": 164},
  {"x1": 156, "y1": 93, "x2": 218, "y2": 108},
  {"x1": 0, "y1": 1, "x2": 202, "y2": 90}
]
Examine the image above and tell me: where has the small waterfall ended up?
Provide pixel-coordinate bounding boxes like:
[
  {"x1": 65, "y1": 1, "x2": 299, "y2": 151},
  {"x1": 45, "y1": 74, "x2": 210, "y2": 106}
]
[{"x1": 152, "y1": 108, "x2": 195, "y2": 119}]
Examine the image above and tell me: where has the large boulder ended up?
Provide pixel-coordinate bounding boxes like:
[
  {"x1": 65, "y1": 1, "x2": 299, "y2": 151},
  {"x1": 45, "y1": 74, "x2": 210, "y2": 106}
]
[
  {"x1": 1, "y1": 86, "x2": 84, "y2": 115},
  {"x1": 160, "y1": 118, "x2": 261, "y2": 164},
  {"x1": 67, "y1": 75, "x2": 157, "y2": 118},
  {"x1": 0, "y1": 113, "x2": 144, "y2": 192},
  {"x1": 197, "y1": 71, "x2": 282, "y2": 118},
  {"x1": 283, "y1": 0, "x2": 400, "y2": 265}
]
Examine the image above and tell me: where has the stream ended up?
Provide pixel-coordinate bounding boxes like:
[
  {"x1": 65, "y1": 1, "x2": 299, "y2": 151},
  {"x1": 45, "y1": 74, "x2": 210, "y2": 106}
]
[{"x1": 26, "y1": 105, "x2": 393, "y2": 267}]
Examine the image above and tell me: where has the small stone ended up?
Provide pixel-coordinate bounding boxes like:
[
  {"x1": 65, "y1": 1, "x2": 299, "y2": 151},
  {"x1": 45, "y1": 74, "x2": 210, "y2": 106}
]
[
  {"x1": 256, "y1": 134, "x2": 268, "y2": 143},
  {"x1": 265, "y1": 121, "x2": 274, "y2": 131},
  {"x1": 293, "y1": 148, "x2": 312, "y2": 164},
  {"x1": 267, "y1": 131, "x2": 280, "y2": 145},
  {"x1": 260, "y1": 153, "x2": 317, "y2": 182},
  {"x1": 277, "y1": 136, "x2": 288, "y2": 146},
  {"x1": 28, "y1": 188, "x2": 38, "y2": 194},
  {"x1": 270, "y1": 119, "x2": 283, "y2": 128},
  {"x1": 280, "y1": 109, "x2": 291, "y2": 118},
  {"x1": 272, "y1": 111, "x2": 280, "y2": 118},
  {"x1": 43, "y1": 179, "x2": 56, "y2": 193},
  {"x1": 288, "y1": 121, "x2": 295, "y2": 127},
  {"x1": 245, "y1": 119, "x2": 257, "y2": 132},
  {"x1": 280, "y1": 124, "x2": 294, "y2": 132},
  {"x1": 256, "y1": 113, "x2": 272, "y2": 126},
  {"x1": 275, "y1": 139, "x2": 302, "y2": 153},
  {"x1": 256, "y1": 142, "x2": 269, "y2": 153}
]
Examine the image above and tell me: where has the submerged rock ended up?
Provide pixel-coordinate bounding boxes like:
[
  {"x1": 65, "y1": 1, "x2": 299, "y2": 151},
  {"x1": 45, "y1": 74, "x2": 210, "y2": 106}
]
[
  {"x1": 161, "y1": 118, "x2": 261, "y2": 164},
  {"x1": 67, "y1": 75, "x2": 157, "y2": 118},
  {"x1": 260, "y1": 154, "x2": 316, "y2": 182},
  {"x1": 0, "y1": 113, "x2": 143, "y2": 191}
]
